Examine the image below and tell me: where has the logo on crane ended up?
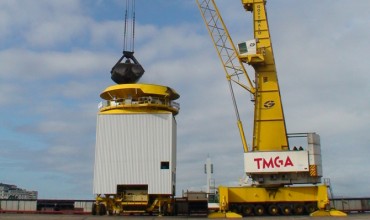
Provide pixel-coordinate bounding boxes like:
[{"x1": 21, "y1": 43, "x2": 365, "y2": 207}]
[
  {"x1": 244, "y1": 151, "x2": 309, "y2": 173},
  {"x1": 263, "y1": 100, "x2": 275, "y2": 108},
  {"x1": 253, "y1": 156, "x2": 294, "y2": 169}
]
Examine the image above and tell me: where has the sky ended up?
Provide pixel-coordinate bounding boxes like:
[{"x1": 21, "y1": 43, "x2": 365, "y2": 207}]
[{"x1": 0, "y1": 0, "x2": 369, "y2": 199}]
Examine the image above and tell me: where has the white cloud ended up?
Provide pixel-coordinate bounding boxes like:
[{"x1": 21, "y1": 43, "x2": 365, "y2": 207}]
[
  {"x1": 0, "y1": 0, "x2": 83, "y2": 45},
  {"x1": 0, "y1": 49, "x2": 114, "y2": 80},
  {"x1": 26, "y1": 16, "x2": 90, "y2": 48},
  {"x1": 0, "y1": 84, "x2": 24, "y2": 105},
  {"x1": 89, "y1": 20, "x2": 123, "y2": 48}
]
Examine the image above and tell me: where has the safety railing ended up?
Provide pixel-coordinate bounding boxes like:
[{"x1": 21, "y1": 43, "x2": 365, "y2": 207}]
[{"x1": 98, "y1": 96, "x2": 180, "y2": 112}]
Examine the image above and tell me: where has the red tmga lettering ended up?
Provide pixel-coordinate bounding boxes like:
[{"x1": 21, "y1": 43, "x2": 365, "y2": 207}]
[{"x1": 254, "y1": 156, "x2": 294, "y2": 169}]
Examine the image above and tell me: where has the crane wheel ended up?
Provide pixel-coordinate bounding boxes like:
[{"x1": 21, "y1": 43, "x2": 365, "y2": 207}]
[
  {"x1": 267, "y1": 204, "x2": 279, "y2": 215},
  {"x1": 229, "y1": 204, "x2": 240, "y2": 214},
  {"x1": 293, "y1": 203, "x2": 305, "y2": 215},
  {"x1": 242, "y1": 204, "x2": 254, "y2": 216},
  {"x1": 99, "y1": 204, "x2": 107, "y2": 216},
  {"x1": 280, "y1": 204, "x2": 292, "y2": 215},
  {"x1": 91, "y1": 204, "x2": 97, "y2": 215},
  {"x1": 254, "y1": 205, "x2": 265, "y2": 216},
  {"x1": 305, "y1": 203, "x2": 317, "y2": 214}
]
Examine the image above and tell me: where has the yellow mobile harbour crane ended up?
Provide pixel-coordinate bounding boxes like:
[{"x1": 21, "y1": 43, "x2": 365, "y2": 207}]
[
  {"x1": 196, "y1": 0, "x2": 346, "y2": 218},
  {"x1": 92, "y1": 0, "x2": 347, "y2": 217}
]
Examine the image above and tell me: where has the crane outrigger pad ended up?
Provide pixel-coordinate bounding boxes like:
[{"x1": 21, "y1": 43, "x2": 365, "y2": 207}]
[
  {"x1": 310, "y1": 209, "x2": 347, "y2": 217},
  {"x1": 208, "y1": 211, "x2": 242, "y2": 218},
  {"x1": 111, "y1": 51, "x2": 145, "y2": 84}
]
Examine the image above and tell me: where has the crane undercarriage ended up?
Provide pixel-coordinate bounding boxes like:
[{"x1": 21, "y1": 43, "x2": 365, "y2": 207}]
[{"x1": 213, "y1": 185, "x2": 327, "y2": 217}]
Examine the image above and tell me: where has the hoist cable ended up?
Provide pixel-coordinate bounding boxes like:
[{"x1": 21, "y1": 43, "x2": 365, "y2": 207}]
[
  {"x1": 111, "y1": 0, "x2": 144, "y2": 84},
  {"x1": 123, "y1": 0, "x2": 128, "y2": 51},
  {"x1": 132, "y1": 0, "x2": 136, "y2": 51},
  {"x1": 122, "y1": 0, "x2": 135, "y2": 52}
]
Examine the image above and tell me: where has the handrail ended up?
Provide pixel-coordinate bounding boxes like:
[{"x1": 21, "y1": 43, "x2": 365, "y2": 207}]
[{"x1": 98, "y1": 96, "x2": 180, "y2": 112}]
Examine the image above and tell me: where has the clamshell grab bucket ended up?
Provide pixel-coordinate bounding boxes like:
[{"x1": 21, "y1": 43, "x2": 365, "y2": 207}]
[{"x1": 111, "y1": 51, "x2": 145, "y2": 84}]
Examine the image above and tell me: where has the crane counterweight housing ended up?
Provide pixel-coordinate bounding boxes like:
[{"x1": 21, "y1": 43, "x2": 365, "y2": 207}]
[{"x1": 245, "y1": 133, "x2": 323, "y2": 185}]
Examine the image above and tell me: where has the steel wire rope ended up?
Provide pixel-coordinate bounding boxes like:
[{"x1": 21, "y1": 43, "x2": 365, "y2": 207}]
[{"x1": 123, "y1": 0, "x2": 136, "y2": 52}]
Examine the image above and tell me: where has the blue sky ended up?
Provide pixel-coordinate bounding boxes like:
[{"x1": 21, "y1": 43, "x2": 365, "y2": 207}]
[{"x1": 1, "y1": 0, "x2": 370, "y2": 199}]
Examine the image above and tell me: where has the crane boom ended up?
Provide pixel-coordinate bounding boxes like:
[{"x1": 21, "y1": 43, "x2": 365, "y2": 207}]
[{"x1": 196, "y1": 0, "x2": 255, "y2": 153}]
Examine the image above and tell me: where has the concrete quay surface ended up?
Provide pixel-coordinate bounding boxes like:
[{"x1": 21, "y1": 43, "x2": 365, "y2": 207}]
[{"x1": 0, "y1": 213, "x2": 369, "y2": 220}]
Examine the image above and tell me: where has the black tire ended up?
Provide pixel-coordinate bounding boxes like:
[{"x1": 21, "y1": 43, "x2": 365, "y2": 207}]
[
  {"x1": 162, "y1": 203, "x2": 168, "y2": 216},
  {"x1": 305, "y1": 203, "x2": 317, "y2": 214},
  {"x1": 280, "y1": 204, "x2": 292, "y2": 215},
  {"x1": 254, "y1": 204, "x2": 265, "y2": 216},
  {"x1": 242, "y1": 204, "x2": 254, "y2": 216},
  {"x1": 165, "y1": 203, "x2": 174, "y2": 216},
  {"x1": 99, "y1": 204, "x2": 106, "y2": 216},
  {"x1": 293, "y1": 203, "x2": 305, "y2": 215},
  {"x1": 91, "y1": 203, "x2": 97, "y2": 215},
  {"x1": 268, "y1": 204, "x2": 279, "y2": 215},
  {"x1": 229, "y1": 204, "x2": 240, "y2": 214}
]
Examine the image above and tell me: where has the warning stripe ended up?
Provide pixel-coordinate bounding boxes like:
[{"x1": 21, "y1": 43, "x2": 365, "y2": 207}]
[{"x1": 309, "y1": 165, "x2": 317, "y2": 176}]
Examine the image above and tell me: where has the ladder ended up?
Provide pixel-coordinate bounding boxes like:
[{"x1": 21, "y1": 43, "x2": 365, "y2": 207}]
[{"x1": 324, "y1": 178, "x2": 336, "y2": 208}]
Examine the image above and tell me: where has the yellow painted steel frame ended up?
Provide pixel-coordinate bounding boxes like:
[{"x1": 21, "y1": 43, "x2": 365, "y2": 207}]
[
  {"x1": 146, "y1": 196, "x2": 174, "y2": 215},
  {"x1": 100, "y1": 84, "x2": 179, "y2": 100},
  {"x1": 241, "y1": 0, "x2": 288, "y2": 151},
  {"x1": 218, "y1": 184, "x2": 329, "y2": 212},
  {"x1": 95, "y1": 194, "x2": 173, "y2": 215},
  {"x1": 98, "y1": 83, "x2": 180, "y2": 115}
]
